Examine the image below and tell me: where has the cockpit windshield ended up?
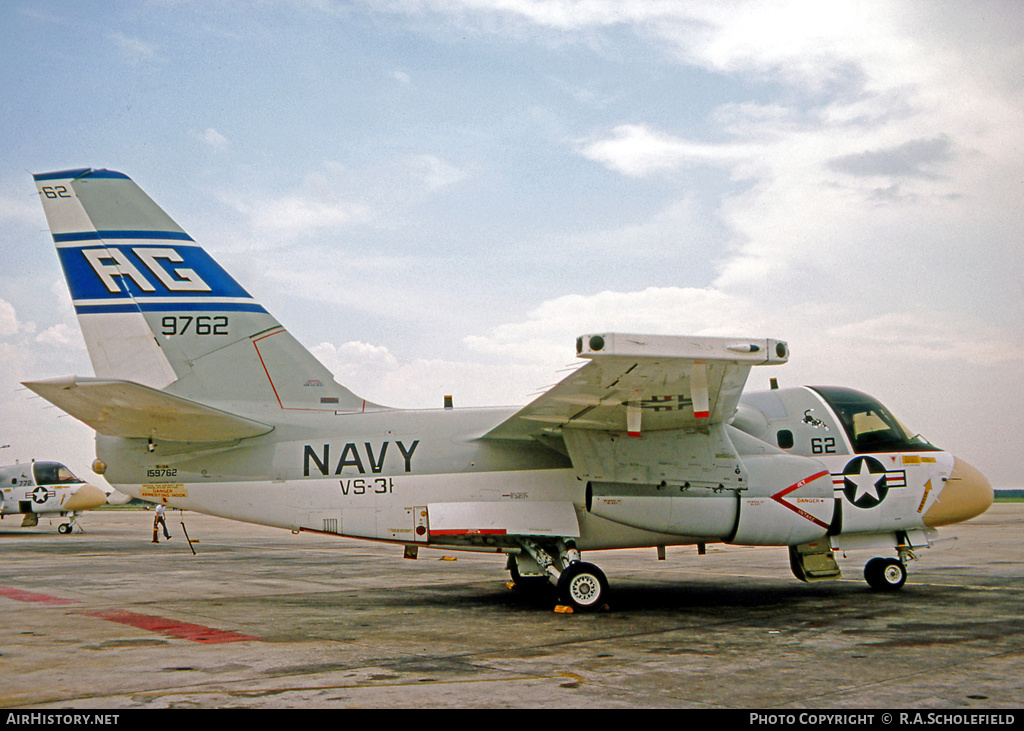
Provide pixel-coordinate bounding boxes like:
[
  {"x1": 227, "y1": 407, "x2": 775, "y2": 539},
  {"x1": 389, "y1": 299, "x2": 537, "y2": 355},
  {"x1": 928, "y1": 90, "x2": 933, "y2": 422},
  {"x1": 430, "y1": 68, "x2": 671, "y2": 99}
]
[
  {"x1": 810, "y1": 387, "x2": 941, "y2": 454},
  {"x1": 33, "y1": 461, "x2": 82, "y2": 485}
]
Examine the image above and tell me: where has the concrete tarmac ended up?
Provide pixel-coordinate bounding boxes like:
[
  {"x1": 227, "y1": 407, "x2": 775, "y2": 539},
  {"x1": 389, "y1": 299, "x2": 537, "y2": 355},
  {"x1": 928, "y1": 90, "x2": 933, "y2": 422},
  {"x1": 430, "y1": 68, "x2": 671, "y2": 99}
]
[{"x1": 1, "y1": 505, "x2": 1021, "y2": 709}]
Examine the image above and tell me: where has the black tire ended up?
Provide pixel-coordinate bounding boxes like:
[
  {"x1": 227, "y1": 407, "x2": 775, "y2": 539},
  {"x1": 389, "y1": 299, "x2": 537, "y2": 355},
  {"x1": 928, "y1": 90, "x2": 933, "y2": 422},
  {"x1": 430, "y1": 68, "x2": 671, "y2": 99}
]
[
  {"x1": 58, "y1": 523, "x2": 72, "y2": 535},
  {"x1": 864, "y1": 557, "x2": 907, "y2": 591},
  {"x1": 556, "y1": 562, "x2": 609, "y2": 611}
]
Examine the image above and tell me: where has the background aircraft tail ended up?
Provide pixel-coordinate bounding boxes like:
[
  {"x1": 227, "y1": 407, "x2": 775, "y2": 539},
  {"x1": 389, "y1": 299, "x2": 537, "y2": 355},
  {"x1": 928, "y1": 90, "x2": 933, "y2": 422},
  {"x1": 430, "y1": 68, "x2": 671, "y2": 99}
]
[{"x1": 33, "y1": 168, "x2": 378, "y2": 415}]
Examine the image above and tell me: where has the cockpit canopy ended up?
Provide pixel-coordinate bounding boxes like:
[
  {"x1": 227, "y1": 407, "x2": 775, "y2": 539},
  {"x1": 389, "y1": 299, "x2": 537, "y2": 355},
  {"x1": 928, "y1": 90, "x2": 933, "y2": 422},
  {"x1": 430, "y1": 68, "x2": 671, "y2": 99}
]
[
  {"x1": 809, "y1": 386, "x2": 940, "y2": 454},
  {"x1": 32, "y1": 461, "x2": 82, "y2": 486}
]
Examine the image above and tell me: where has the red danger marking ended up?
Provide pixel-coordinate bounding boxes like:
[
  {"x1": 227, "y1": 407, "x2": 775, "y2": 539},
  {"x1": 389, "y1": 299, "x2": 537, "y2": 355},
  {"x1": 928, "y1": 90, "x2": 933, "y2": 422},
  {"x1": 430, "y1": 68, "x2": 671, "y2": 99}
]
[{"x1": 82, "y1": 609, "x2": 257, "y2": 644}]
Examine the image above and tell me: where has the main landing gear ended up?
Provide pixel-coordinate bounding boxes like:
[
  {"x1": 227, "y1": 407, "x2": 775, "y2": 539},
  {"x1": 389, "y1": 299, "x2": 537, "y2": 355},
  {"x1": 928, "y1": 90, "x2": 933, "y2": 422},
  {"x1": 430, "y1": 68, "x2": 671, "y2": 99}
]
[{"x1": 509, "y1": 538, "x2": 610, "y2": 612}]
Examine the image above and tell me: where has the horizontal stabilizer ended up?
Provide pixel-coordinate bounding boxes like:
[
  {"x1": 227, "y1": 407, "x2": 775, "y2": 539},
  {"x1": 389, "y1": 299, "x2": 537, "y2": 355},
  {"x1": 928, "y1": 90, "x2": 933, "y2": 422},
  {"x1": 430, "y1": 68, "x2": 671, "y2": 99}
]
[{"x1": 22, "y1": 376, "x2": 274, "y2": 442}]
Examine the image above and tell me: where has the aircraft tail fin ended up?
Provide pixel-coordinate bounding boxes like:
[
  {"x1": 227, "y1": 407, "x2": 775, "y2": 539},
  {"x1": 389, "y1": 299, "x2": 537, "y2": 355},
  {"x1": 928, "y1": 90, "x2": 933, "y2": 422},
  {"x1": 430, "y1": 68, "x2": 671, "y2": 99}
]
[{"x1": 33, "y1": 168, "x2": 379, "y2": 414}]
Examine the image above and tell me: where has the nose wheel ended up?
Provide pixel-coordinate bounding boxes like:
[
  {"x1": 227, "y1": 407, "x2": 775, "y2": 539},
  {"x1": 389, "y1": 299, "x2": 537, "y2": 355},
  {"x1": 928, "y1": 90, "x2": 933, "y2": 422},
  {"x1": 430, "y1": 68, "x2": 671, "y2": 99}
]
[
  {"x1": 864, "y1": 557, "x2": 907, "y2": 591},
  {"x1": 56, "y1": 511, "x2": 85, "y2": 535}
]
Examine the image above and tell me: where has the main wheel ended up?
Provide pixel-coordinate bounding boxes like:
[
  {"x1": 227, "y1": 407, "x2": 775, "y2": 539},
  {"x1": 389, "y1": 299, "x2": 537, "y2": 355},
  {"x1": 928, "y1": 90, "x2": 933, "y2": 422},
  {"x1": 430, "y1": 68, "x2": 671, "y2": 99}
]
[
  {"x1": 864, "y1": 557, "x2": 907, "y2": 591},
  {"x1": 556, "y1": 562, "x2": 609, "y2": 611},
  {"x1": 58, "y1": 523, "x2": 72, "y2": 535}
]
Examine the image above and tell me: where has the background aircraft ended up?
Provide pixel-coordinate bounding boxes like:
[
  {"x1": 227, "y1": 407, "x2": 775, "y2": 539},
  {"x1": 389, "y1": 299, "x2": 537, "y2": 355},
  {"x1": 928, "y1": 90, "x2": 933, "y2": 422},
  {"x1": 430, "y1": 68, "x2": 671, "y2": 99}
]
[
  {"x1": 22, "y1": 168, "x2": 992, "y2": 608},
  {"x1": 0, "y1": 460, "x2": 109, "y2": 534}
]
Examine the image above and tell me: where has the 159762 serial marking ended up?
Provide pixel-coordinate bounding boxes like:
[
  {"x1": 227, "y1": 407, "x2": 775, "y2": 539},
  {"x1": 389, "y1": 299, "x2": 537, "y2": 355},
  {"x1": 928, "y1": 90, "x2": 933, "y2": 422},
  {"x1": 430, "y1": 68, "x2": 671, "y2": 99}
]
[
  {"x1": 147, "y1": 468, "x2": 178, "y2": 478},
  {"x1": 340, "y1": 478, "x2": 394, "y2": 495}
]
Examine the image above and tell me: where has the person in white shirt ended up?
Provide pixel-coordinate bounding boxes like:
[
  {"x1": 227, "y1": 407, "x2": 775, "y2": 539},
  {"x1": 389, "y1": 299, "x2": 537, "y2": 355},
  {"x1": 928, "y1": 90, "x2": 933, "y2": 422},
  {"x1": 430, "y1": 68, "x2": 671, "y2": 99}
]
[{"x1": 155, "y1": 503, "x2": 171, "y2": 541}]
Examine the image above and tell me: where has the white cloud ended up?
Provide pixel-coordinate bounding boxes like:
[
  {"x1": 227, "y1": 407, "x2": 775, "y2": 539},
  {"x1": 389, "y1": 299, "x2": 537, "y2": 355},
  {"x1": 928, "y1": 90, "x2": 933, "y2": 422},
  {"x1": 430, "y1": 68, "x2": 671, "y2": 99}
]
[
  {"x1": 311, "y1": 338, "x2": 548, "y2": 408},
  {"x1": 35, "y1": 323, "x2": 83, "y2": 348},
  {"x1": 311, "y1": 340, "x2": 399, "y2": 380},
  {"x1": 218, "y1": 169, "x2": 372, "y2": 243},
  {"x1": 465, "y1": 286, "x2": 764, "y2": 361},
  {"x1": 406, "y1": 154, "x2": 466, "y2": 191},
  {"x1": 198, "y1": 128, "x2": 229, "y2": 149},
  {"x1": 578, "y1": 124, "x2": 753, "y2": 178},
  {"x1": 825, "y1": 312, "x2": 1024, "y2": 367},
  {"x1": 0, "y1": 193, "x2": 38, "y2": 225},
  {"x1": 253, "y1": 195, "x2": 369, "y2": 236},
  {"x1": 109, "y1": 32, "x2": 159, "y2": 63},
  {"x1": 0, "y1": 298, "x2": 18, "y2": 336}
]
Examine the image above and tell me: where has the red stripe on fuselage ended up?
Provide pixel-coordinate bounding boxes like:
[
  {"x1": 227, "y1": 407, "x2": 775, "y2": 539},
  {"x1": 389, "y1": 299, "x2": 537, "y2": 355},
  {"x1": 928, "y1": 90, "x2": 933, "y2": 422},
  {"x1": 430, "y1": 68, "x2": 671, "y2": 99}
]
[{"x1": 770, "y1": 471, "x2": 831, "y2": 530}]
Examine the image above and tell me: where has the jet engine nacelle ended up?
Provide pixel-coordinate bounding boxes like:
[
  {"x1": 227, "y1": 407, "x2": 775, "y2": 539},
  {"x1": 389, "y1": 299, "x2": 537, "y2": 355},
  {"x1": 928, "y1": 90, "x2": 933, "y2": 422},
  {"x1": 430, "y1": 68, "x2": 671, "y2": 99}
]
[{"x1": 587, "y1": 452, "x2": 833, "y2": 546}]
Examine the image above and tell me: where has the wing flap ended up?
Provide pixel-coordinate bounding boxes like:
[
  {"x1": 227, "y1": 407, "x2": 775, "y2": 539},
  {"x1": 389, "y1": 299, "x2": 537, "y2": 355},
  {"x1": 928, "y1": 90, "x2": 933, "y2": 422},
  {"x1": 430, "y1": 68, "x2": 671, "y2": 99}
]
[{"x1": 22, "y1": 376, "x2": 274, "y2": 442}]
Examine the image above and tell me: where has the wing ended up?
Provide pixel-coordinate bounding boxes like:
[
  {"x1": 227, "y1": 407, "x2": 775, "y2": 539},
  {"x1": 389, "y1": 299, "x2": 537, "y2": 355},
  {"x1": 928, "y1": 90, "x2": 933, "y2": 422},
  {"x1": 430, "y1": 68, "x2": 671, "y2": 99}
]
[{"x1": 485, "y1": 333, "x2": 789, "y2": 442}]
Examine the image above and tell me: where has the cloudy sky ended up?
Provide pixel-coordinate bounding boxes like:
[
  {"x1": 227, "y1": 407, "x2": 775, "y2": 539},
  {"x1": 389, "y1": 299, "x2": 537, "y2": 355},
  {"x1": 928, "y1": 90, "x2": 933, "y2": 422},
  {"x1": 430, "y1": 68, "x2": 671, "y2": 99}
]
[{"x1": 1, "y1": 1, "x2": 1021, "y2": 490}]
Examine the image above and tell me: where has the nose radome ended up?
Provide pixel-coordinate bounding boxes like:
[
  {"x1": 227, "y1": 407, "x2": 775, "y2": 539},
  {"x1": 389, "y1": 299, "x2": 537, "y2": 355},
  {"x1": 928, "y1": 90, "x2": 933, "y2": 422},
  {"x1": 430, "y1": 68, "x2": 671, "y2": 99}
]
[
  {"x1": 923, "y1": 457, "x2": 994, "y2": 528},
  {"x1": 63, "y1": 483, "x2": 108, "y2": 512}
]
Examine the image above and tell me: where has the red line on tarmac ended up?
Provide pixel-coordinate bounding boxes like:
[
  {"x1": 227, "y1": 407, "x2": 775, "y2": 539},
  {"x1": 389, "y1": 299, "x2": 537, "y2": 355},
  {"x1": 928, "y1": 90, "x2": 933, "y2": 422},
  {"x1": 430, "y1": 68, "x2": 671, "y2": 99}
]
[
  {"x1": 0, "y1": 585, "x2": 257, "y2": 644},
  {"x1": 82, "y1": 609, "x2": 257, "y2": 644},
  {"x1": 0, "y1": 585, "x2": 78, "y2": 605}
]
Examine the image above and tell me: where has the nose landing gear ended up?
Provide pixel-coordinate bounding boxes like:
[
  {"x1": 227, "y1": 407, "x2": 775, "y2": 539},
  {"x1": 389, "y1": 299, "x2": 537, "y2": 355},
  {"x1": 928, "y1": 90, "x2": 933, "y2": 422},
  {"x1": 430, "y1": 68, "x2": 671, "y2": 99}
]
[{"x1": 864, "y1": 556, "x2": 907, "y2": 591}]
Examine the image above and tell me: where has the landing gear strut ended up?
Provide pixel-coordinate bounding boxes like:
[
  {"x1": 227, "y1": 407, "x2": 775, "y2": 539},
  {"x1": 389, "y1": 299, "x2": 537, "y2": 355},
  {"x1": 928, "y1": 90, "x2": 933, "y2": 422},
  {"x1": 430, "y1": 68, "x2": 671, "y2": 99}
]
[{"x1": 512, "y1": 538, "x2": 609, "y2": 612}]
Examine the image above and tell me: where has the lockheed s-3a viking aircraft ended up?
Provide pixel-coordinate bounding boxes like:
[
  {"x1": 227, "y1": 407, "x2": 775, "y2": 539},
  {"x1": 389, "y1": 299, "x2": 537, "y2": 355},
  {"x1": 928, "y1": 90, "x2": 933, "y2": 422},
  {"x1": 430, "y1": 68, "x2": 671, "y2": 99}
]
[
  {"x1": 24, "y1": 168, "x2": 993, "y2": 610},
  {"x1": 0, "y1": 460, "x2": 108, "y2": 534}
]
